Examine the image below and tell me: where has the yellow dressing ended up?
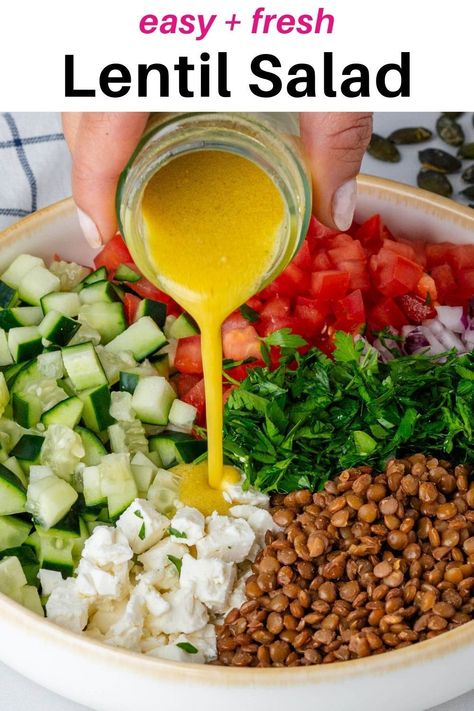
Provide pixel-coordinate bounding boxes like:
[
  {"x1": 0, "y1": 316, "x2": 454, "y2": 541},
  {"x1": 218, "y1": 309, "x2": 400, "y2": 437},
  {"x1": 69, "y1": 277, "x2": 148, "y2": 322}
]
[
  {"x1": 172, "y1": 462, "x2": 241, "y2": 516},
  {"x1": 141, "y1": 150, "x2": 287, "y2": 493}
]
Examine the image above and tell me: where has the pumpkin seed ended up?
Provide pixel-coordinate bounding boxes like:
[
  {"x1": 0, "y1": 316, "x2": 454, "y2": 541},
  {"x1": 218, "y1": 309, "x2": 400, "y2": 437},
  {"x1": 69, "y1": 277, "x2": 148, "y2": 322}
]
[
  {"x1": 442, "y1": 112, "x2": 464, "y2": 119},
  {"x1": 462, "y1": 165, "x2": 474, "y2": 184},
  {"x1": 418, "y1": 148, "x2": 461, "y2": 174},
  {"x1": 417, "y1": 170, "x2": 453, "y2": 197},
  {"x1": 460, "y1": 185, "x2": 474, "y2": 200},
  {"x1": 458, "y1": 143, "x2": 474, "y2": 160},
  {"x1": 367, "y1": 134, "x2": 401, "y2": 163},
  {"x1": 388, "y1": 127, "x2": 432, "y2": 145},
  {"x1": 436, "y1": 116, "x2": 465, "y2": 147}
]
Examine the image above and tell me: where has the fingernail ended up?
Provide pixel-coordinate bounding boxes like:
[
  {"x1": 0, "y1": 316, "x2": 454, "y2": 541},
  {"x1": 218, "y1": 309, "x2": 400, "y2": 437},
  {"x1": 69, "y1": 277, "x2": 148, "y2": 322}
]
[
  {"x1": 77, "y1": 208, "x2": 102, "y2": 249},
  {"x1": 332, "y1": 179, "x2": 357, "y2": 232}
]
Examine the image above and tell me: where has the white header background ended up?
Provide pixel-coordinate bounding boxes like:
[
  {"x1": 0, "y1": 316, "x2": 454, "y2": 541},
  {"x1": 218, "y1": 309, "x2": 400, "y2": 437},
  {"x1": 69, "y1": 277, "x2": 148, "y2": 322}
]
[{"x1": 0, "y1": 0, "x2": 472, "y2": 110}]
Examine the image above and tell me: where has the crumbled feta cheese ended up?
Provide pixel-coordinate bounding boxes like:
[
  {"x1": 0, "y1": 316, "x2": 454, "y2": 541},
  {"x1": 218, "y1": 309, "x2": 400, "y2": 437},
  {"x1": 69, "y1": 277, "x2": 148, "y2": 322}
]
[
  {"x1": 104, "y1": 593, "x2": 145, "y2": 652},
  {"x1": 138, "y1": 538, "x2": 188, "y2": 573},
  {"x1": 153, "y1": 588, "x2": 208, "y2": 634},
  {"x1": 140, "y1": 635, "x2": 168, "y2": 653},
  {"x1": 109, "y1": 391, "x2": 136, "y2": 422},
  {"x1": 196, "y1": 513, "x2": 255, "y2": 563},
  {"x1": 180, "y1": 624, "x2": 217, "y2": 662},
  {"x1": 117, "y1": 499, "x2": 169, "y2": 554},
  {"x1": 229, "y1": 504, "x2": 281, "y2": 547},
  {"x1": 169, "y1": 506, "x2": 205, "y2": 545},
  {"x1": 38, "y1": 569, "x2": 64, "y2": 597},
  {"x1": 76, "y1": 559, "x2": 130, "y2": 599},
  {"x1": 180, "y1": 554, "x2": 236, "y2": 613},
  {"x1": 223, "y1": 480, "x2": 270, "y2": 508},
  {"x1": 40, "y1": 424, "x2": 85, "y2": 482},
  {"x1": 226, "y1": 571, "x2": 251, "y2": 613},
  {"x1": 82, "y1": 526, "x2": 133, "y2": 568},
  {"x1": 88, "y1": 598, "x2": 128, "y2": 635},
  {"x1": 46, "y1": 578, "x2": 90, "y2": 633},
  {"x1": 134, "y1": 574, "x2": 170, "y2": 617}
]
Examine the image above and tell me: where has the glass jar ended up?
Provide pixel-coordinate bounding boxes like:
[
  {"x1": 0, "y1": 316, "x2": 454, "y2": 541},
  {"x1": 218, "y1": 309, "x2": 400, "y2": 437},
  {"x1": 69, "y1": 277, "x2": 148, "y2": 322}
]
[{"x1": 117, "y1": 112, "x2": 312, "y2": 291}]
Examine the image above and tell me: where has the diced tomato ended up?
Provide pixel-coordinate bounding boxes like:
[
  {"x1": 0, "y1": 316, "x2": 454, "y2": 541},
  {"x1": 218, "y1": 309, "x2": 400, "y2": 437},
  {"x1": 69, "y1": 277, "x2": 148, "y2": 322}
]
[
  {"x1": 416, "y1": 273, "x2": 438, "y2": 303},
  {"x1": 130, "y1": 276, "x2": 172, "y2": 303},
  {"x1": 328, "y1": 240, "x2": 365, "y2": 266},
  {"x1": 397, "y1": 294, "x2": 436, "y2": 325},
  {"x1": 222, "y1": 311, "x2": 250, "y2": 332},
  {"x1": 175, "y1": 336, "x2": 203, "y2": 375},
  {"x1": 94, "y1": 234, "x2": 132, "y2": 273},
  {"x1": 333, "y1": 289, "x2": 365, "y2": 332},
  {"x1": 458, "y1": 268, "x2": 474, "y2": 300},
  {"x1": 291, "y1": 241, "x2": 312, "y2": 271},
  {"x1": 425, "y1": 242, "x2": 453, "y2": 269},
  {"x1": 174, "y1": 373, "x2": 201, "y2": 399},
  {"x1": 382, "y1": 239, "x2": 417, "y2": 262},
  {"x1": 314, "y1": 335, "x2": 336, "y2": 357},
  {"x1": 448, "y1": 245, "x2": 474, "y2": 272},
  {"x1": 260, "y1": 295, "x2": 291, "y2": 319},
  {"x1": 368, "y1": 297, "x2": 406, "y2": 333},
  {"x1": 335, "y1": 260, "x2": 370, "y2": 291},
  {"x1": 430, "y1": 264, "x2": 457, "y2": 304},
  {"x1": 223, "y1": 385, "x2": 236, "y2": 406},
  {"x1": 294, "y1": 296, "x2": 329, "y2": 332},
  {"x1": 222, "y1": 326, "x2": 261, "y2": 361},
  {"x1": 409, "y1": 240, "x2": 427, "y2": 269},
  {"x1": 245, "y1": 296, "x2": 263, "y2": 312},
  {"x1": 312, "y1": 250, "x2": 332, "y2": 272},
  {"x1": 183, "y1": 379, "x2": 205, "y2": 426},
  {"x1": 371, "y1": 249, "x2": 423, "y2": 298},
  {"x1": 354, "y1": 214, "x2": 384, "y2": 251},
  {"x1": 225, "y1": 360, "x2": 264, "y2": 382},
  {"x1": 270, "y1": 263, "x2": 311, "y2": 297},
  {"x1": 311, "y1": 270, "x2": 350, "y2": 300},
  {"x1": 306, "y1": 215, "x2": 339, "y2": 250},
  {"x1": 123, "y1": 293, "x2": 140, "y2": 325},
  {"x1": 325, "y1": 233, "x2": 354, "y2": 250}
]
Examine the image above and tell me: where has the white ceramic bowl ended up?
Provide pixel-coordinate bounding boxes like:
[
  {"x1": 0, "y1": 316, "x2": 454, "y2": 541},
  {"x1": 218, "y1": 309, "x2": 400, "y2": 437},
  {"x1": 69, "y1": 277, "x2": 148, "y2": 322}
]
[{"x1": 0, "y1": 176, "x2": 473, "y2": 711}]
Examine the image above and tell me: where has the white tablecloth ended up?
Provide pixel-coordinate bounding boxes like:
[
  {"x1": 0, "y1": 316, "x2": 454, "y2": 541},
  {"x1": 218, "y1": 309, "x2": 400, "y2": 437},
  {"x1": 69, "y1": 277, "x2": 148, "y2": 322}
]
[{"x1": 0, "y1": 111, "x2": 473, "y2": 710}]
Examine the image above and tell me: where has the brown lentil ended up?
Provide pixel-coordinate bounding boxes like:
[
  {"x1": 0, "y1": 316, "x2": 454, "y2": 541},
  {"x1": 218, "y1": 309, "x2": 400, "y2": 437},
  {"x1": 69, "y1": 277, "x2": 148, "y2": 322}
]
[{"x1": 217, "y1": 457, "x2": 474, "y2": 667}]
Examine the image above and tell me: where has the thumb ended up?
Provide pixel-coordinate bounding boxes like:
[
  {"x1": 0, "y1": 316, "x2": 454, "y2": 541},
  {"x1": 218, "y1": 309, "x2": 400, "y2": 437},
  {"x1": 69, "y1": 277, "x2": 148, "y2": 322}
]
[
  {"x1": 300, "y1": 112, "x2": 372, "y2": 231},
  {"x1": 63, "y1": 112, "x2": 149, "y2": 246}
]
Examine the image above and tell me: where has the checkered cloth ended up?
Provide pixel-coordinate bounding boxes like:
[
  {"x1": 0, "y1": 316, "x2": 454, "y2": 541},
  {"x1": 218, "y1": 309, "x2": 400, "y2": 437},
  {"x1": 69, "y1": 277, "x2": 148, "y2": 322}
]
[{"x1": 0, "y1": 112, "x2": 71, "y2": 231}]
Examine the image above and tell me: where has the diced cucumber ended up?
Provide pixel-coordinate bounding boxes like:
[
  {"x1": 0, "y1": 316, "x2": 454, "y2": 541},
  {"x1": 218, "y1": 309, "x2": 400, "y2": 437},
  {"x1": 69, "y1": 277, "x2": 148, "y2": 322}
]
[
  {"x1": 72, "y1": 517, "x2": 89, "y2": 562},
  {"x1": 0, "y1": 280, "x2": 18, "y2": 308},
  {"x1": 115, "y1": 264, "x2": 140, "y2": 282},
  {"x1": 0, "y1": 371, "x2": 9, "y2": 418},
  {"x1": 78, "y1": 385, "x2": 114, "y2": 432},
  {"x1": 0, "y1": 516, "x2": 31, "y2": 552},
  {"x1": 83, "y1": 466, "x2": 106, "y2": 507},
  {"x1": 78, "y1": 302, "x2": 126, "y2": 344},
  {"x1": 18, "y1": 266, "x2": 60, "y2": 306},
  {"x1": 168, "y1": 312, "x2": 199, "y2": 339},
  {"x1": 108, "y1": 420, "x2": 148, "y2": 456},
  {"x1": 0, "y1": 556, "x2": 27, "y2": 599},
  {"x1": 39, "y1": 311, "x2": 80, "y2": 346},
  {"x1": 29, "y1": 466, "x2": 54, "y2": 482},
  {"x1": 168, "y1": 399, "x2": 197, "y2": 432},
  {"x1": 119, "y1": 371, "x2": 139, "y2": 394},
  {"x1": 10, "y1": 434, "x2": 44, "y2": 471},
  {"x1": 62, "y1": 342, "x2": 108, "y2": 391},
  {"x1": 12, "y1": 392, "x2": 42, "y2": 428},
  {"x1": 37, "y1": 350, "x2": 64, "y2": 379},
  {"x1": 105, "y1": 317, "x2": 167, "y2": 361},
  {"x1": 21, "y1": 585, "x2": 44, "y2": 616},
  {"x1": 1, "y1": 543, "x2": 40, "y2": 587},
  {"x1": 48, "y1": 260, "x2": 91, "y2": 292},
  {"x1": 9, "y1": 359, "x2": 40, "y2": 393},
  {"x1": 131, "y1": 452, "x2": 157, "y2": 494},
  {"x1": 41, "y1": 397, "x2": 83, "y2": 429},
  {"x1": 3, "y1": 457, "x2": 27, "y2": 488},
  {"x1": 99, "y1": 453, "x2": 138, "y2": 519},
  {"x1": 75, "y1": 426, "x2": 107, "y2": 465},
  {"x1": 81, "y1": 266, "x2": 107, "y2": 286},
  {"x1": 1, "y1": 255, "x2": 44, "y2": 289},
  {"x1": 0, "y1": 308, "x2": 43, "y2": 332},
  {"x1": 34, "y1": 531, "x2": 75, "y2": 575},
  {"x1": 149, "y1": 431, "x2": 207, "y2": 467},
  {"x1": 4, "y1": 362, "x2": 25, "y2": 386},
  {"x1": 8, "y1": 326, "x2": 42, "y2": 362},
  {"x1": 26, "y1": 475, "x2": 78, "y2": 530},
  {"x1": 135, "y1": 299, "x2": 167, "y2": 328},
  {"x1": 41, "y1": 291, "x2": 81, "y2": 318},
  {"x1": 36, "y1": 508, "x2": 82, "y2": 539},
  {"x1": 147, "y1": 468, "x2": 180, "y2": 515},
  {"x1": 150, "y1": 354, "x2": 170, "y2": 378},
  {"x1": 0, "y1": 464, "x2": 27, "y2": 514},
  {"x1": 79, "y1": 280, "x2": 119, "y2": 305},
  {"x1": 131, "y1": 376, "x2": 176, "y2": 425}
]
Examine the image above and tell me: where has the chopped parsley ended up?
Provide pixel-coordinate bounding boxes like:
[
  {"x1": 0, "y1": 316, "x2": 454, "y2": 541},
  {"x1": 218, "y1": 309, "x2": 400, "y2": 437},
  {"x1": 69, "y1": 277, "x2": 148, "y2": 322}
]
[
  {"x1": 223, "y1": 331, "x2": 474, "y2": 493},
  {"x1": 167, "y1": 526, "x2": 187, "y2": 539},
  {"x1": 177, "y1": 642, "x2": 198, "y2": 654},
  {"x1": 167, "y1": 554, "x2": 182, "y2": 574},
  {"x1": 240, "y1": 304, "x2": 260, "y2": 323},
  {"x1": 134, "y1": 510, "x2": 146, "y2": 540}
]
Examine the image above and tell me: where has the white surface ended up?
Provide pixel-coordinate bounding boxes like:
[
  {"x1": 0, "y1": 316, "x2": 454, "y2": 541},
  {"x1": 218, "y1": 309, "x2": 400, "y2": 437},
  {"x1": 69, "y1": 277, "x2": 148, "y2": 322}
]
[{"x1": 0, "y1": 112, "x2": 473, "y2": 711}]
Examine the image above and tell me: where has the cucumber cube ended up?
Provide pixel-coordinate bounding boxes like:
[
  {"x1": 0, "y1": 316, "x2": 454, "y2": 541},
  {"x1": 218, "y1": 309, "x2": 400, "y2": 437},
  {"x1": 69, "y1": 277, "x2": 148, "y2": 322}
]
[{"x1": 131, "y1": 376, "x2": 176, "y2": 425}]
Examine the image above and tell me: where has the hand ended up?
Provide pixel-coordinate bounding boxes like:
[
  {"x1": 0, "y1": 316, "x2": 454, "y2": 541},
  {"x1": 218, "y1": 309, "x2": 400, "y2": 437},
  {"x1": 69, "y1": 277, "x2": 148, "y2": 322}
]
[{"x1": 63, "y1": 111, "x2": 372, "y2": 247}]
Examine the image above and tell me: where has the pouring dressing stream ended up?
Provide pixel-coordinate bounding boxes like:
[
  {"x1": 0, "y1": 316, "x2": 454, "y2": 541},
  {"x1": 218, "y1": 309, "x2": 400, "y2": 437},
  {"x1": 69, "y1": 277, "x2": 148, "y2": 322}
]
[{"x1": 117, "y1": 113, "x2": 311, "y2": 513}]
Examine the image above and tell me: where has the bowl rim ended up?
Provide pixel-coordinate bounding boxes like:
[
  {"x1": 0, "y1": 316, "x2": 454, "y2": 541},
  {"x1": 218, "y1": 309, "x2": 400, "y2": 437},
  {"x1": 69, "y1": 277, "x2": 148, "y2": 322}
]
[{"x1": 0, "y1": 175, "x2": 473, "y2": 688}]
